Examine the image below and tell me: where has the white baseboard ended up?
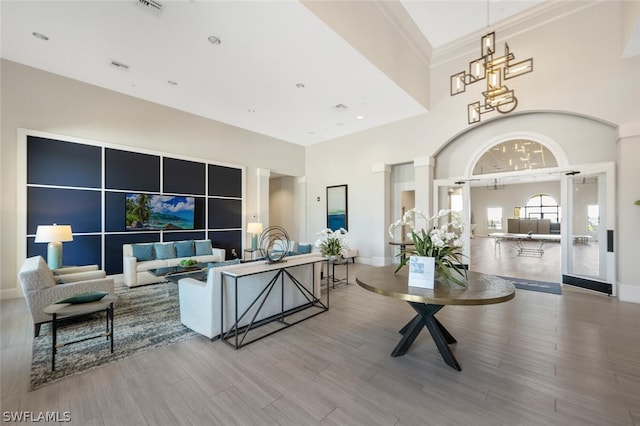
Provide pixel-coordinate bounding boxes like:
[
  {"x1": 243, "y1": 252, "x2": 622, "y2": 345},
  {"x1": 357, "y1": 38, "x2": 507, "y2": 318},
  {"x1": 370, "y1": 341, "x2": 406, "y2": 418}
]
[
  {"x1": 0, "y1": 287, "x2": 21, "y2": 300},
  {"x1": 618, "y1": 282, "x2": 640, "y2": 304}
]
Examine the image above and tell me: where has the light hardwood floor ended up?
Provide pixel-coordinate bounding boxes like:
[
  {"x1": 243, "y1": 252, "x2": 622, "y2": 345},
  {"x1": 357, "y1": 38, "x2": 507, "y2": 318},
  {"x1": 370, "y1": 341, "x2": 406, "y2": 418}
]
[{"x1": 2, "y1": 263, "x2": 639, "y2": 425}]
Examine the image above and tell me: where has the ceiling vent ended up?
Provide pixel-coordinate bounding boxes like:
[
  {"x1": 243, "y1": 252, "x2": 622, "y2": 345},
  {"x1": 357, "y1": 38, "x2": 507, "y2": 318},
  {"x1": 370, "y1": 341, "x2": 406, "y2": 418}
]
[
  {"x1": 110, "y1": 60, "x2": 130, "y2": 71},
  {"x1": 332, "y1": 103, "x2": 348, "y2": 112},
  {"x1": 137, "y1": 0, "x2": 163, "y2": 16}
]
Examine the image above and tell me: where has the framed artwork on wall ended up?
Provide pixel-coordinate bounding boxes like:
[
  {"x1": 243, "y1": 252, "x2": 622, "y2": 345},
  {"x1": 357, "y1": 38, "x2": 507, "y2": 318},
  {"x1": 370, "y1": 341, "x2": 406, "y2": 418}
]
[{"x1": 326, "y1": 185, "x2": 348, "y2": 231}]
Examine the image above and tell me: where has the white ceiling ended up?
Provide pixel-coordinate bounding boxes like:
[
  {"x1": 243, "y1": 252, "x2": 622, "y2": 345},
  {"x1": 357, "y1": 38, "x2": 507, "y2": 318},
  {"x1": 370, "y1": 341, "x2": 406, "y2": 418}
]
[{"x1": 0, "y1": 1, "x2": 632, "y2": 146}]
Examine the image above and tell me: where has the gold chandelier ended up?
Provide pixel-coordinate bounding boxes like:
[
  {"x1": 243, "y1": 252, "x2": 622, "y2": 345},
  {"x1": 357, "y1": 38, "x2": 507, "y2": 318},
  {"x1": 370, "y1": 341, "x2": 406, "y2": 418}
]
[{"x1": 450, "y1": 31, "x2": 533, "y2": 124}]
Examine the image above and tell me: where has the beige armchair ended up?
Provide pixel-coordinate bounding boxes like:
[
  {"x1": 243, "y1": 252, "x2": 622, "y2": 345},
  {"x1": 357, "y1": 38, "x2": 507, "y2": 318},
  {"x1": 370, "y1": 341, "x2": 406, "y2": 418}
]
[{"x1": 18, "y1": 256, "x2": 115, "y2": 337}]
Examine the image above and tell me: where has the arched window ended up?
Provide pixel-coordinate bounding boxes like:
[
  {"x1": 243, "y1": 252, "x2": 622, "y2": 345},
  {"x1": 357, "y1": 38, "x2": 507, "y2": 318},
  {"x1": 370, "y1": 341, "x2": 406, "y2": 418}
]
[
  {"x1": 472, "y1": 139, "x2": 558, "y2": 175},
  {"x1": 524, "y1": 194, "x2": 560, "y2": 222}
]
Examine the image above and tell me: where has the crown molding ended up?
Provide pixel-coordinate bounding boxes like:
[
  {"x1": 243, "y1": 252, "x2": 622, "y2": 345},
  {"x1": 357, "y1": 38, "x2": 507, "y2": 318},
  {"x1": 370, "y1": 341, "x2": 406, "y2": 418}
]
[{"x1": 431, "y1": 1, "x2": 601, "y2": 67}]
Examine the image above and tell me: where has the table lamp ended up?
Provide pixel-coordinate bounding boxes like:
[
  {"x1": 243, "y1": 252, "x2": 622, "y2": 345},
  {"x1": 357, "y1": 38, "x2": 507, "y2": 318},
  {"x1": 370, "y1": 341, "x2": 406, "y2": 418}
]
[
  {"x1": 247, "y1": 222, "x2": 263, "y2": 250},
  {"x1": 35, "y1": 224, "x2": 73, "y2": 269}
]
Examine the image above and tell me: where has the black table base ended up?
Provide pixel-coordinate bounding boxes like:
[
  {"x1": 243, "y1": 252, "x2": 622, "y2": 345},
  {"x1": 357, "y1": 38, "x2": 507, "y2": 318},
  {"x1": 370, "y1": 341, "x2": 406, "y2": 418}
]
[
  {"x1": 51, "y1": 302, "x2": 114, "y2": 371},
  {"x1": 391, "y1": 302, "x2": 461, "y2": 371}
]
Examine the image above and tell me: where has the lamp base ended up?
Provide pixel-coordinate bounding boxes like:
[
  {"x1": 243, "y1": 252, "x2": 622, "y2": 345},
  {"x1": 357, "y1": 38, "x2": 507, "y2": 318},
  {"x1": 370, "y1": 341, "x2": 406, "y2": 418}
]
[
  {"x1": 251, "y1": 235, "x2": 258, "y2": 251},
  {"x1": 47, "y1": 241, "x2": 63, "y2": 270}
]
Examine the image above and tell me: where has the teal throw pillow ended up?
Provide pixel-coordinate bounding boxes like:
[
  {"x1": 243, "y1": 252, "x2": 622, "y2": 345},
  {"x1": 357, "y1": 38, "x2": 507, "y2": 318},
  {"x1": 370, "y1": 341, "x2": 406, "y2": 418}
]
[
  {"x1": 207, "y1": 259, "x2": 240, "y2": 269},
  {"x1": 131, "y1": 243, "x2": 154, "y2": 261},
  {"x1": 297, "y1": 244, "x2": 312, "y2": 254},
  {"x1": 194, "y1": 240, "x2": 213, "y2": 256},
  {"x1": 57, "y1": 291, "x2": 108, "y2": 304},
  {"x1": 154, "y1": 243, "x2": 176, "y2": 260},
  {"x1": 175, "y1": 240, "x2": 194, "y2": 258}
]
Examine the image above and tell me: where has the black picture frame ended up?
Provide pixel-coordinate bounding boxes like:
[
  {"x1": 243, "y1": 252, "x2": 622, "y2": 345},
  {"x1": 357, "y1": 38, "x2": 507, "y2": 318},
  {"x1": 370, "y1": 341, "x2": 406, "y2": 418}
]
[{"x1": 326, "y1": 185, "x2": 348, "y2": 231}]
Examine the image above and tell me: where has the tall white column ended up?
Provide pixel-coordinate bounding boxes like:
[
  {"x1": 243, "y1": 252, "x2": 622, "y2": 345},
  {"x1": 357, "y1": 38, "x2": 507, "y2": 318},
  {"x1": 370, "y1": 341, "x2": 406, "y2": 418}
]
[
  {"x1": 371, "y1": 163, "x2": 391, "y2": 266},
  {"x1": 617, "y1": 122, "x2": 640, "y2": 303}
]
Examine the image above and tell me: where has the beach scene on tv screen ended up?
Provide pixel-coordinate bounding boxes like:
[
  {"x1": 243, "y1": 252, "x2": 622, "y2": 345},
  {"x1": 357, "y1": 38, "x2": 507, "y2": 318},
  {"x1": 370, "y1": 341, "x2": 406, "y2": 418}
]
[{"x1": 126, "y1": 194, "x2": 195, "y2": 230}]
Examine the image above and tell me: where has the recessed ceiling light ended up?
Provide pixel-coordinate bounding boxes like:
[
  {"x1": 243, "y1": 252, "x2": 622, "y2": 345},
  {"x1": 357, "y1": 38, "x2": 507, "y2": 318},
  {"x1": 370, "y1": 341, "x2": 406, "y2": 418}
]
[
  {"x1": 247, "y1": 109, "x2": 255, "y2": 113},
  {"x1": 32, "y1": 32, "x2": 49, "y2": 41},
  {"x1": 296, "y1": 83, "x2": 305, "y2": 89},
  {"x1": 208, "y1": 36, "x2": 221, "y2": 45},
  {"x1": 356, "y1": 115, "x2": 364, "y2": 120},
  {"x1": 168, "y1": 80, "x2": 177, "y2": 86}
]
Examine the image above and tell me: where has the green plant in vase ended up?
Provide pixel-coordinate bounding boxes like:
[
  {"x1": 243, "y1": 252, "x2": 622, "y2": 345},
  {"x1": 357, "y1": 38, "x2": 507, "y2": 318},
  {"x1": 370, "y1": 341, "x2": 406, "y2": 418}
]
[{"x1": 389, "y1": 208, "x2": 467, "y2": 287}]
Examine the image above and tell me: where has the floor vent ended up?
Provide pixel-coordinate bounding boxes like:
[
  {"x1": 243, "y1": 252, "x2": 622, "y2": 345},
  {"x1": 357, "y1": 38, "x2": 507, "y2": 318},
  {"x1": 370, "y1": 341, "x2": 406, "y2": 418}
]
[{"x1": 137, "y1": 0, "x2": 163, "y2": 16}]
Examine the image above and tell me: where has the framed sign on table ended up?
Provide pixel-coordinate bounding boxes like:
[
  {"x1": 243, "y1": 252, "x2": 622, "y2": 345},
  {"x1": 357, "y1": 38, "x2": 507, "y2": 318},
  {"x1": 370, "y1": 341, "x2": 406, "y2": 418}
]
[{"x1": 326, "y1": 185, "x2": 348, "y2": 231}]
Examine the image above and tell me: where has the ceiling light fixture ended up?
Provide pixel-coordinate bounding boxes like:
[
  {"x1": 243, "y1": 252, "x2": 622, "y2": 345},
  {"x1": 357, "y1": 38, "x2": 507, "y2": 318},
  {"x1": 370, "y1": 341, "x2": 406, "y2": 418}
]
[
  {"x1": 450, "y1": 1, "x2": 533, "y2": 125},
  {"x1": 208, "y1": 36, "x2": 221, "y2": 45},
  {"x1": 32, "y1": 32, "x2": 49, "y2": 41}
]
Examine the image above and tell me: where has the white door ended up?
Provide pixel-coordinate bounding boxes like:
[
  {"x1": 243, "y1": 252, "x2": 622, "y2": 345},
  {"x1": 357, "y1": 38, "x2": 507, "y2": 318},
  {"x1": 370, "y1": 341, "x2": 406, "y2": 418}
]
[
  {"x1": 433, "y1": 179, "x2": 471, "y2": 265},
  {"x1": 562, "y1": 162, "x2": 616, "y2": 295}
]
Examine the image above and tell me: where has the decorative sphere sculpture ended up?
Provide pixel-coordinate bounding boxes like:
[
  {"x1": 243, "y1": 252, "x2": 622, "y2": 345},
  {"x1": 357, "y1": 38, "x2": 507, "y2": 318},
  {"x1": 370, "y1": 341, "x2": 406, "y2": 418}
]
[{"x1": 258, "y1": 226, "x2": 291, "y2": 263}]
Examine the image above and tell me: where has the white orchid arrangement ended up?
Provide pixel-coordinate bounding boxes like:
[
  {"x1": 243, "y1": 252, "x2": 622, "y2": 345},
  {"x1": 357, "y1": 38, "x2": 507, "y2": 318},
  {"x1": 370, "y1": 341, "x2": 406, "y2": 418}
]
[
  {"x1": 315, "y1": 228, "x2": 349, "y2": 257},
  {"x1": 389, "y1": 208, "x2": 467, "y2": 287}
]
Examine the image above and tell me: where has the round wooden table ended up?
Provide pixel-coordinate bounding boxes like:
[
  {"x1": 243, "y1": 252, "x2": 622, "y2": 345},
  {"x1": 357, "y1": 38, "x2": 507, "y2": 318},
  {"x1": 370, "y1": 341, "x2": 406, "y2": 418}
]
[{"x1": 356, "y1": 265, "x2": 515, "y2": 370}]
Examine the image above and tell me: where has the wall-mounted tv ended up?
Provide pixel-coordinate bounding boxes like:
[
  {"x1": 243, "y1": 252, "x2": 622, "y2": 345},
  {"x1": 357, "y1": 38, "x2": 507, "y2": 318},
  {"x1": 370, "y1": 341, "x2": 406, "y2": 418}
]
[{"x1": 125, "y1": 194, "x2": 195, "y2": 230}]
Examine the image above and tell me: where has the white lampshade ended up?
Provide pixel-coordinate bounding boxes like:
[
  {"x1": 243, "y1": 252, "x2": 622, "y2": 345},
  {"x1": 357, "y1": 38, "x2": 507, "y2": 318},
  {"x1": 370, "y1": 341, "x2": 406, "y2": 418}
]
[
  {"x1": 247, "y1": 222, "x2": 263, "y2": 235},
  {"x1": 35, "y1": 224, "x2": 73, "y2": 243}
]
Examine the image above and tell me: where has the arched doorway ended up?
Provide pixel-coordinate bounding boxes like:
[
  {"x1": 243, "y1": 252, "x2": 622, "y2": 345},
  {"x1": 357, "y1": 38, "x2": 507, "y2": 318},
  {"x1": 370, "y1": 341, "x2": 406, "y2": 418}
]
[{"x1": 432, "y1": 113, "x2": 617, "y2": 295}]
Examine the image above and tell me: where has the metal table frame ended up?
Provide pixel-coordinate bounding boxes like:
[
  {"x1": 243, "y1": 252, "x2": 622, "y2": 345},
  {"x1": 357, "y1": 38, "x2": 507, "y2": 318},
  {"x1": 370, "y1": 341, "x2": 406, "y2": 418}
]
[
  {"x1": 44, "y1": 295, "x2": 116, "y2": 371},
  {"x1": 489, "y1": 233, "x2": 561, "y2": 257},
  {"x1": 220, "y1": 257, "x2": 327, "y2": 349}
]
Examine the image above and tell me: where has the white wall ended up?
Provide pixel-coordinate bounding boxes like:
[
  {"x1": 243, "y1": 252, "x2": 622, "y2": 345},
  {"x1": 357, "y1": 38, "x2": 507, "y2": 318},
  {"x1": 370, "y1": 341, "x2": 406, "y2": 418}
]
[
  {"x1": 269, "y1": 176, "x2": 298, "y2": 243},
  {"x1": 304, "y1": 2, "x2": 640, "y2": 301},
  {"x1": 0, "y1": 59, "x2": 305, "y2": 297}
]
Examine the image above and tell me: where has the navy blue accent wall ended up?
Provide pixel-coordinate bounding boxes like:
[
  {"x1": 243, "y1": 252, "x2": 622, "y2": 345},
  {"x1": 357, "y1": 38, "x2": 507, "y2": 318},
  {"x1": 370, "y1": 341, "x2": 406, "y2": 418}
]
[
  {"x1": 105, "y1": 191, "x2": 126, "y2": 232},
  {"x1": 27, "y1": 235, "x2": 102, "y2": 268},
  {"x1": 208, "y1": 198, "x2": 242, "y2": 229},
  {"x1": 27, "y1": 187, "x2": 101, "y2": 234},
  {"x1": 28, "y1": 137, "x2": 101, "y2": 188},
  {"x1": 105, "y1": 148, "x2": 160, "y2": 191},
  {"x1": 163, "y1": 232, "x2": 206, "y2": 242},
  {"x1": 209, "y1": 164, "x2": 242, "y2": 197},
  {"x1": 26, "y1": 136, "x2": 243, "y2": 275},
  {"x1": 164, "y1": 158, "x2": 206, "y2": 195},
  {"x1": 209, "y1": 230, "x2": 242, "y2": 259}
]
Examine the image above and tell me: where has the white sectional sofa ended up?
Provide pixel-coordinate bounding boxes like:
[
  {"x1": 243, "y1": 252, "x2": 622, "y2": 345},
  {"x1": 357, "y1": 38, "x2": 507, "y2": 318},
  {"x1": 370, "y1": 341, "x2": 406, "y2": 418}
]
[
  {"x1": 178, "y1": 253, "x2": 323, "y2": 340},
  {"x1": 123, "y1": 240, "x2": 225, "y2": 287}
]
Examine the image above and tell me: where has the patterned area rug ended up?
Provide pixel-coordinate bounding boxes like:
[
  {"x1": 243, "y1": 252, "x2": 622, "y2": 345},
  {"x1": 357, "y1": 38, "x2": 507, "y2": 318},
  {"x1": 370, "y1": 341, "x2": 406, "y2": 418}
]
[
  {"x1": 30, "y1": 281, "x2": 198, "y2": 390},
  {"x1": 498, "y1": 276, "x2": 562, "y2": 295}
]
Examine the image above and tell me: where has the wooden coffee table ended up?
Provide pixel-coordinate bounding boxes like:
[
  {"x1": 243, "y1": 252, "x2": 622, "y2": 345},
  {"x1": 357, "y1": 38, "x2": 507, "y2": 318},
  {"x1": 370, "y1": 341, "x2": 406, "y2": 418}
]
[{"x1": 356, "y1": 266, "x2": 515, "y2": 371}]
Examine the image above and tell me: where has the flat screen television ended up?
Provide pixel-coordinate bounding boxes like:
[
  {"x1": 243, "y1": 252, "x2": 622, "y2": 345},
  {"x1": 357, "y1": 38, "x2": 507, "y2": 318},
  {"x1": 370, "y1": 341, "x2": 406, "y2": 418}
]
[{"x1": 125, "y1": 193, "x2": 195, "y2": 230}]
